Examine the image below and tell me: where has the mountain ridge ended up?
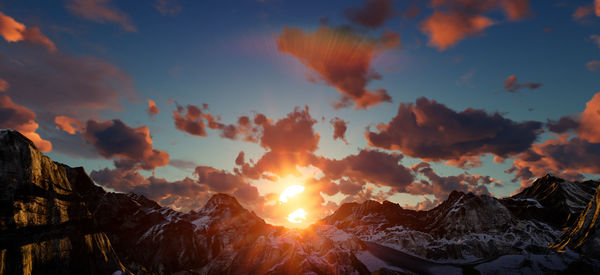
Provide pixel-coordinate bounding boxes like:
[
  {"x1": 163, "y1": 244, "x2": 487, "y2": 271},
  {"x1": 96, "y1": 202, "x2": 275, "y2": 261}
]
[{"x1": 2, "y1": 128, "x2": 600, "y2": 274}]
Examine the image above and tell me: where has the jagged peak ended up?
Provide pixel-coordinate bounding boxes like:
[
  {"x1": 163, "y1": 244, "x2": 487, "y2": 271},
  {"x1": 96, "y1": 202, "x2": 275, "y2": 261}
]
[
  {"x1": 201, "y1": 193, "x2": 244, "y2": 213},
  {"x1": 0, "y1": 129, "x2": 36, "y2": 149}
]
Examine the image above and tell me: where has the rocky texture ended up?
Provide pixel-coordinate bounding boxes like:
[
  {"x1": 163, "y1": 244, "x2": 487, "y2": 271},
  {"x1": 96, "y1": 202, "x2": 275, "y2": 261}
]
[
  {"x1": 0, "y1": 130, "x2": 126, "y2": 275},
  {"x1": 2, "y1": 128, "x2": 600, "y2": 274}
]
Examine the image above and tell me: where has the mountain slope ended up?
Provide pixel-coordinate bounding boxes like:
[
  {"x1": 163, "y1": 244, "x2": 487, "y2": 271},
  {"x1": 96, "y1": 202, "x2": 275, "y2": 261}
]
[{"x1": 0, "y1": 130, "x2": 127, "y2": 275}]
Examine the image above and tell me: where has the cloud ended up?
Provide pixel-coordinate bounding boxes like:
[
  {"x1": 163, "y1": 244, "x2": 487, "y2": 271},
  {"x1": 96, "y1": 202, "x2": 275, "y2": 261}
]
[
  {"x1": 55, "y1": 115, "x2": 85, "y2": 134},
  {"x1": 344, "y1": 0, "x2": 395, "y2": 28},
  {"x1": 0, "y1": 94, "x2": 52, "y2": 152},
  {"x1": 330, "y1": 117, "x2": 348, "y2": 143},
  {"x1": 503, "y1": 75, "x2": 542, "y2": 93},
  {"x1": 596, "y1": 0, "x2": 600, "y2": 17},
  {"x1": 420, "y1": 10, "x2": 494, "y2": 51},
  {"x1": 573, "y1": 5, "x2": 594, "y2": 20},
  {"x1": 579, "y1": 92, "x2": 600, "y2": 143},
  {"x1": 277, "y1": 26, "x2": 396, "y2": 109},
  {"x1": 591, "y1": 35, "x2": 600, "y2": 48},
  {"x1": 0, "y1": 79, "x2": 8, "y2": 91},
  {"x1": 0, "y1": 10, "x2": 56, "y2": 52},
  {"x1": 67, "y1": 0, "x2": 137, "y2": 32},
  {"x1": 421, "y1": 0, "x2": 531, "y2": 51},
  {"x1": 0, "y1": 49, "x2": 133, "y2": 118},
  {"x1": 91, "y1": 164, "x2": 260, "y2": 212},
  {"x1": 56, "y1": 117, "x2": 169, "y2": 170},
  {"x1": 90, "y1": 167, "x2": 211, "y2": 211},
  {"x1": 147, "y1": 99, "x2": 160, "y2": 117},
  {"x1": 169, "y1": 159, "x2": 198, "y2": 170},
  {"x1": 316, "y1": 150, "x2": 414, "y2": 192},
  {"x1": 366, "y1": 97, "x2": 543, "y2": 166},
  {"x1": 546, "y1": 116, "x2": 579, "y2": 134},
  {"x1": 172, "y1": 104, "x2": 228, "y2": 137},
  {"x1": 508, "y1": 92, "x2": 600, "y2": 188},
  {"x1": 260, "y1": 106, "x2": 319, "y2": 153},
  {"x1": 586, "y1": 60, "x2": 600, "y2": 71},
  {"x1": 154, "y1": 0, "x2": 182, "y2": 16}
]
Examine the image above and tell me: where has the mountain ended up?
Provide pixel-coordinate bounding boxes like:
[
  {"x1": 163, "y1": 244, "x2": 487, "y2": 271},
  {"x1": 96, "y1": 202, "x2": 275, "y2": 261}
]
[{"x1": 2, "y1": 128, "x2": 600, "y2": 274}]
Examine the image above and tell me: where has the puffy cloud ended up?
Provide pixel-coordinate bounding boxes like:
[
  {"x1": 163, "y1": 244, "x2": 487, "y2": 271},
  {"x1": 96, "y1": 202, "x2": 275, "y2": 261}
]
[
  {"x1": 67, "y1": 0, "x2": 136, "y2": 32},
  {"x1": 504, "y1": 75, "x2": 542, "y2": 93},
  {"x1": 316, "y1": 150, "x2": 414, "y2": 192},
  {"x1": 56, "y1": 117, "x2": 169, "y2": 170},
  {"x1": 0, "y1": 11, "x2": 56, "y2": 52},
  {"x1": 508, "y1": 92, "x2": 600, "y2": 188},
  {"x1": 147, "y1": 99, "x2": 160, "y2": 117},
  {"x1": 55, "y1": 115, "x2": 85, "y2": 134},
  {"x1": 410, "y1": 162, "x2": 494, "y2": 197},
  {"x1": 344, "y1": 0, "x2": 395, "y2": 28},
  {"x1": 546, "y1": 116, "x2": 579, "y2": 134},
  {"x1": 579, "y1": 92, "x2": 600, "y2": 143},
  {"x1": 421, "y1": 10, "x2": 494, "y2": 51},
  {"x1": 587, "y1": 60, "x2": 600, "y2": 71},
  {"x1": 90, "y1": 167, "x2": 211, "y2": 211},
  {"x1": 596, "y1": 0, "x2": 600, "y2": 16},
  {"x1": 260, "y1": 106, "x2": 319, "y2": 153},
  {"x1": 421, "y1": 0, "x2": 531, "y2": 50},
  {"x1": 330, "y1": 117, "x2": 348, "y2": 143},
  {"x1": 366, "y1": 97, "x2": 543, "y2": 166},
  {"x1": 0, "y1": 50, "x2": 133, "y2": 118},
  {"x1": 0, "y1": 94, "x2": 52, "y2": 152},
  {"x1": 154, "y1": 0, "x2": 182, "y2": 16},
  {"x1": 277, "y1": 26, "x2": 396, "y2": 109},
  {"x1": 91, "y1": 164, "x2": 260, "y2": 212}
]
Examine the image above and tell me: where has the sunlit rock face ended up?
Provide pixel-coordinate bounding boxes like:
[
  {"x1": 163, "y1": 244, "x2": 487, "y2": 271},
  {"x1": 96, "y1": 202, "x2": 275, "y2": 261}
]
[{"x1": 0, "y1": 129, "x2": 126, "y2": 274}]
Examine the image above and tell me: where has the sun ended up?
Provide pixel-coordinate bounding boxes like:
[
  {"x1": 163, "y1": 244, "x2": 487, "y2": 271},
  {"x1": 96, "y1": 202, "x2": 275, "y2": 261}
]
[
  {"x1": 286, "y1": 208, "x2": 307, "y2": 223},
  {"x1": 279, "y1": 185, "x2": 305, "y2": 203}
]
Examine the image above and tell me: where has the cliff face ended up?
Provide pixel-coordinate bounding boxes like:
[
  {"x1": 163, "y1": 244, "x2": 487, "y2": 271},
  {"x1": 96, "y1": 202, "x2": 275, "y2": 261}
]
[{"x1": 0, "y1": 130, "x2": 126, "y2": 275}]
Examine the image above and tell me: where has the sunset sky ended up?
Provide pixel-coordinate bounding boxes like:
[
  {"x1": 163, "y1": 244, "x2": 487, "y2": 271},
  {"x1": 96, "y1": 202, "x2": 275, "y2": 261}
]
[{"x1": 1, "y1": 0, "x2": 600, "y2": 227}]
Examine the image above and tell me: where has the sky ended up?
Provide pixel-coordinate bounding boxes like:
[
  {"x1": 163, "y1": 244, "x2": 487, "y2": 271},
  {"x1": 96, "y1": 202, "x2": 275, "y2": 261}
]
[{"x1": 0, "y1": 0, "x2": 600, "y2": 228}]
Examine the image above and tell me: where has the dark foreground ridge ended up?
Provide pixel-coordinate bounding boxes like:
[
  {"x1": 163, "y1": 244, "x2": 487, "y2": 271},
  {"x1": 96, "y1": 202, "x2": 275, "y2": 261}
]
[{"x1": 1, "y1": 129, "x2": 600, "y2": 274}]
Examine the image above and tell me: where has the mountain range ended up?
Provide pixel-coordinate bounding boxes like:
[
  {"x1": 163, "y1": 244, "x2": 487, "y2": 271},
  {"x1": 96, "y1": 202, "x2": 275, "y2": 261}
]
[{"x1": 1, "y1": 129, "x2": 599, "y2": 275}]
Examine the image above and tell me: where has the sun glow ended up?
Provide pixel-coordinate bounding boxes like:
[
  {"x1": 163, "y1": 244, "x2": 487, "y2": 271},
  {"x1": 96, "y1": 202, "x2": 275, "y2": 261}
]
[
  {"x1": 286, "y1": 208, "x2": 307, "y2": 223},
  {"x1": 279, "y1": 185, "x2": 305, "y2": 203}
]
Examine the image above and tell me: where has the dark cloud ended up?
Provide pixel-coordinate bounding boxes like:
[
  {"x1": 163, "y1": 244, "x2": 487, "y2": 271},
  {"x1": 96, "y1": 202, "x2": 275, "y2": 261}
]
[
  {"x1": 504, "y1": 75, "x2": 542, "y2": 93},
  {"x1": 547, "y1": 116, "x2": 579, "y2": 134},
  {"x1": 0, "y1": 11, "x2": 56, "y2": 52},
  {"x1": 277, "y1": 26, "x2": 396, "y2": 109},
  {"x1": 0, "y1": 94, "x2": 52, "y2": 151},
  {"x1": 0, "y1": 49, "x2": 133, "y2": 118},
  {"x1": 260, "y1": 106, "x2": 319, "y2": 153},
  {"x1": 344, "y1": 0, "x2": 395, "y2": 28},
  {"x1": 366, "y1": 97, "x2": 543, "y2": 166},
  {"x1": 169, "y1": 159, "x2": 198, "y2": 170},
  {"x1": 67, "y1": 0, "x2": 137, "y2": 32},
  {"x1": 330, "y1": 117, "x2": 348, "y2": 143},
  {"x1": 55, "y1": 117, "x2": 169, "y2": 170},
  {"x1": 316, "y1": 150, "x2": 414, "y2": 192}
]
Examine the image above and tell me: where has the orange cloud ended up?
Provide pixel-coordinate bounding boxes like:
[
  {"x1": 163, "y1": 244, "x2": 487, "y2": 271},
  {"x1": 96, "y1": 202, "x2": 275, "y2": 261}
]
[
  {"x1": 344, "y1": 0, "x2": 395, "y2": 28},
  {"x1": 0, "y1": 11, "x2": 56, "y2": 51},
  {"x1": 573, "y1": 5, "x2": 594, "y2": 20},
  {"x1": 579, "y1": 92, "x2": 600, "y2": 143},
  {"x1": 421, "y1": 0, "x2": 532, "y2": 50},
  {"x1": 55, "y1": 115, "x2": 85, "y2": 134},
  {"x1": 421, "y1": 11, "x2": 494, "y2": 51},
  {"x1": 67, "y1": 0, "x2": 137, "y2": 32},
  {"x1": 0, "y1": 79, "x2": 8, "y2": 91},
  {"x1": 277, "y1": 26, "x2": 396, "y2": 109},
  {"x1": 148, "y1": 99, "x2": 160, "y2": 117},
  {"x1": 0, "y1": 94, "x2": 52, "y2": 152},
  {"x1": 596, "y1": 0, "x2": 600, "y2": 17}
]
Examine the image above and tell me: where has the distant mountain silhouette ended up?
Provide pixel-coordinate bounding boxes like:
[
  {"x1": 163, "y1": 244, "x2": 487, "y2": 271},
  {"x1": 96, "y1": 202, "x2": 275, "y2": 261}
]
[{"x1": 1, "y1": 129, "x2": 600, "y2": 274}]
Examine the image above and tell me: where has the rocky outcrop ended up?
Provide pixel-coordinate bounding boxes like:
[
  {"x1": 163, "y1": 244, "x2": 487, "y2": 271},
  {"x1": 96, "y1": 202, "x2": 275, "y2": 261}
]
[{"x1": 0, "y1": 130, "x2": 127, "y2": 275}]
